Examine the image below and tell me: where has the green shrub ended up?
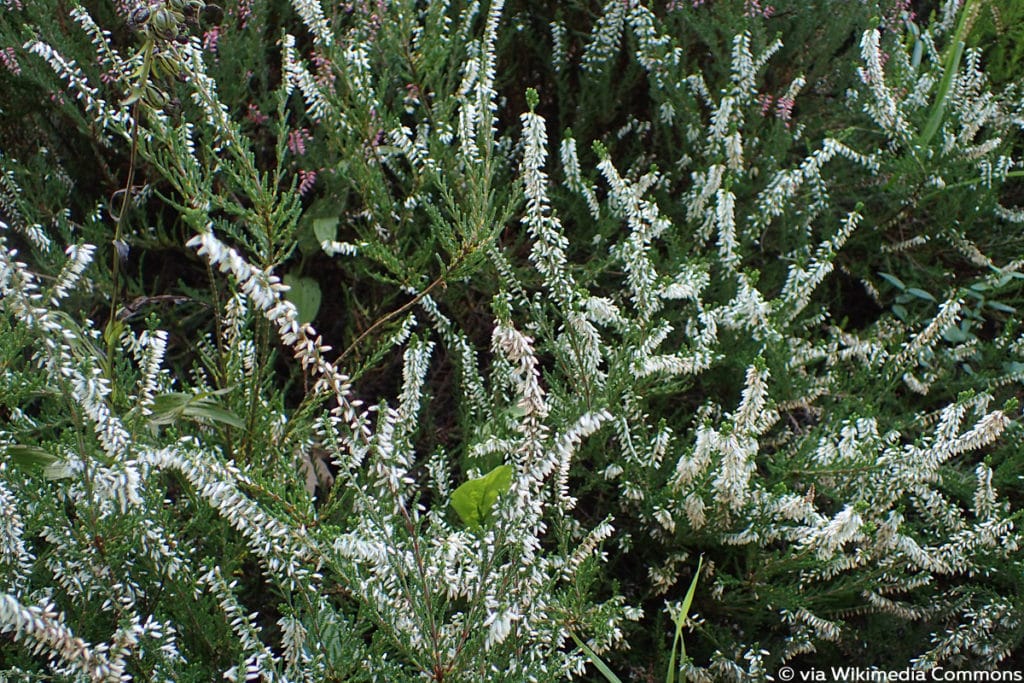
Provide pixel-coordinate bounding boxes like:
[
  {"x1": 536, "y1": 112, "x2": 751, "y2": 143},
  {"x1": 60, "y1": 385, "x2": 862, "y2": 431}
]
[{"x1": 1, "y1": 0, "x2": 1023, "y2": 680}]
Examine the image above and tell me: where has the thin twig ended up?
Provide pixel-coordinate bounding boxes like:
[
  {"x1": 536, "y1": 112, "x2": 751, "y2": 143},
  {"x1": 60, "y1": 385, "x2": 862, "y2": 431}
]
[{"x1": 336, "y1": 271, "x2": 451, "y2": 364}]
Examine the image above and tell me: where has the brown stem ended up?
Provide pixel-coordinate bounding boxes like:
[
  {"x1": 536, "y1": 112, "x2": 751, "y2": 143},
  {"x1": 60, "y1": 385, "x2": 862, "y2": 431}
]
[{"x1": 336, "y1": 270, "x2": 451, "y2": 364}]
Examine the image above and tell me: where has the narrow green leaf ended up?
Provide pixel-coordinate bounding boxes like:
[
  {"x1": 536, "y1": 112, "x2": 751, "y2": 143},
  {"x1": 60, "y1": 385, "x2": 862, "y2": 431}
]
[
  {"x1": 918, "y1": 0, "x2": 976, "y2": 148},
  {"x1": 149, "y1": 392, "x2": 244, "y2": 429},
  {"x1": 986, "y1": 301, "x2": 1016, "y2": 314},
  {"x1": 679, "y1": 556, "x2": 703, "y2": 628},
  {"x1": 668, "y1": 556, "x2": 703, "y2": 683},
  {"x1": 450, "y1": 464, "x2": 513, "y2": 529},
  {"x1": 917, "y1": 41, "x2": 963, "y2": 149},
  {"x1": 181, "y1": 399, "x2": 246, "y2": 428},
  {"x1": 569, "y1": 631, "x2": 624, "y2": 683},
  {"x1": 148, "y1": 392, "x2": 193, "y2": 425},
  {"x1": 878, "y1": 272, "x2": 905, "y2": 290},
  {"x1": 906, "y1": 288, "x2": 936, "y2": 302}
]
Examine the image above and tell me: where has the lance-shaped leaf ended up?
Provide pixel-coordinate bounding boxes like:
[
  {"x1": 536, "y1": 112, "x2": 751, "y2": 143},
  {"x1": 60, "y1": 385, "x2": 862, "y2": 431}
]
[{"x1": 149, "y1": 391, "x2": 245, "y2": 429}]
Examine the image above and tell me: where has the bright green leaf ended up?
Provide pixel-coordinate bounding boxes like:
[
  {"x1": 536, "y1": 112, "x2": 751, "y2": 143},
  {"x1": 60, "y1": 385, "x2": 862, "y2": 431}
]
[{"x1": 450, "y1": 464, "x2": 513, "y2": 529}]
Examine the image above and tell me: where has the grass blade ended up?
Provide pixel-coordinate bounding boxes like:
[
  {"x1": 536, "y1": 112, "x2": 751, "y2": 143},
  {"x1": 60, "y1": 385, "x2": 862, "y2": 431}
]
[{"x1": 569, "y1": 630, "x2": 624, "y2": 683}]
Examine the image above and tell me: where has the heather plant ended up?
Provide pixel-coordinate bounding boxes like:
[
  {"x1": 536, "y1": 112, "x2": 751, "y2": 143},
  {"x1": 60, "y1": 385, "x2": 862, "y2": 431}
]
[{"x1": 1, "y1": 0, "x2": 1023, "y2": 681}]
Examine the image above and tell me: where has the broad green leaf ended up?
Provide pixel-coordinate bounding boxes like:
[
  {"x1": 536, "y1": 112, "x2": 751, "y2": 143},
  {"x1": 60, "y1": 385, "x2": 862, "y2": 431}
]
[
  {"x1": 5, "y1": 445, "x2": 71, "y2": 480},
  {"x1": 283, "y1": 274, "x2": 322, "y2": 325},
  {"x1": 450, "y1": 464, "x2": 513, "y2": 529},
  {"x1": 507, "y1": 403, "x2": 529, "y2": 419},
  {"x1": 6, "y1": 444, "x2": 58, "y2": 469},
  {"x1": 569, "y1": 631, "x2": 624, "y2": 683},
  {"x1": 313, "y1": 216, "x2": 339, "y2": 244},
  {"x1": 44, "y1": 461, "x2": 74, "y2": 480},
  {"x1": 942, "y1": 324, "x2": 972, "y2": 343}
]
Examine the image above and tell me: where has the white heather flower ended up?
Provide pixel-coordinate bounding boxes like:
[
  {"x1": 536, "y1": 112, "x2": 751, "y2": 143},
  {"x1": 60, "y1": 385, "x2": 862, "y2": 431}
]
[
  {"x1": 493, "y1": 323, "x2": 548, "y2": 418},
  {"x1": 672, "y1": 424, "x2": 715, "y2": 490},
  {"x1": 815, "y1": 505, "x2": 863, "y2": 559},
  {"x1": 24, "y1": 39, "x2": 131, "y2": 134},
  {"x1": 974, "y1": 463, "x2": 998, "y2": 520},
  {"x1": 553, "y1": 410, "x2": 611, "y2": 511},
  {"x1": 584, "y1": 296, "x2": 625, "y2": 327},
  {"x1": 564, "y1": 518, "x2": 615, "y2": 579},
  {"x1": 733, "y1": 363, "x2": 777, "y2": 437},
  {"x1": 598, "y1": 154, "x2": 669, "y2": 319},
  {"x1": 783, "y1": 608, "x2": 843, "y2": 642},
  {"x1": 660, "y1": 262, "x2": 710, "y2": 301},
  {"x1": 779, "y1": 210, "x2": 862, "y2": 321},
  {"x1": 711, "y1": 432, "x2": 757, "y2": 511},
  {"x1": 282, "y1": 35, "x2": 336, "y2": 124},
  {"x1": 289, "y1": 0, "x2": 332, "y2": 47},
  {"x1": 858, "y1": 29, "x2": 912, "y2": 140},
  {"x1": 550, "y1": 20, "x2": 567, "y2": 73},
  {"x1": 0, "y1": 593, "x2": 112, "y2": 680},
  {"x1": 50, "y1": 243, "x2": 95, "y2": 304},
  {"x1": 653, "y1": 507, "x2": 675, "y2": 534},
  {"x1": 893, "y1": 297, "x2": 964, "y2": 369},
  {"x1": 683, "y1": 493, "x2": 707, "y2": 529},
  {"x1": 720, "y1": 274, "x2": 772, "y2": 333},
  {"x1": 484, "y1": 609, "x2": 517, "y2": 649},
  {"x1": 520, "y1": 107, "x2": 575, "y2": 305},
  {"x1": 0, "y1": 478, "x2": 33, "y2": 591},
  {"x1": 582, "y1": 0, "x2": 625, "y2": 73},
  {"x1": 560, "y1": 134, "x2": 600, "y2": 218},
  {"x1": 134, "y1": 330, "x2": 168, "y2": 415}
]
